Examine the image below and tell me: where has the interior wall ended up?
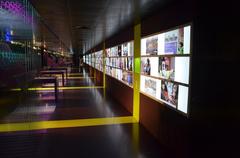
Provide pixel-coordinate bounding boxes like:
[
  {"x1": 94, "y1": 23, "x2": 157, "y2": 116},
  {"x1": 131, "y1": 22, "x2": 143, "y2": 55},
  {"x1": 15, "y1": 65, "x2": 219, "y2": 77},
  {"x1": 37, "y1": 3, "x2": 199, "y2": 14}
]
[
  {"x1": 95, "y1": 69, "x2": 103, "y2": 86},
  {"x1": 87, "y1": 0, "x2": 238, "y2": 157},
  {"x1": 140, "y1": 0, "x2": 238, "y2": 157},
  {"x1": 106, "y1": 75, "x2": 133, "y2": 114},
  {"x1": 139, "y1": 1, "x2": 196, "y2": 157},
  {"x1": 94, "y1": 24, "x2": 134, "y2": 114},
  {"x1": 91, "y1": 67, "x2": 133, "y2": 114}
]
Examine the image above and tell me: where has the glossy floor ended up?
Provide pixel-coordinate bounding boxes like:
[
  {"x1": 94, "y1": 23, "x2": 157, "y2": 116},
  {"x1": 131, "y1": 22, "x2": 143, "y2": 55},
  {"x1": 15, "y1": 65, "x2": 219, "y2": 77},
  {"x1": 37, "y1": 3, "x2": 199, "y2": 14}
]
[
  {"x1": 0, "y1": 68, "x2": 130, "y2": 123},
  {"x1": 0, "y1": 123, "x2": 175, "y2": 158},
  {"x1": 0, "y1": 67, "x2": 175, "y2": 158}
]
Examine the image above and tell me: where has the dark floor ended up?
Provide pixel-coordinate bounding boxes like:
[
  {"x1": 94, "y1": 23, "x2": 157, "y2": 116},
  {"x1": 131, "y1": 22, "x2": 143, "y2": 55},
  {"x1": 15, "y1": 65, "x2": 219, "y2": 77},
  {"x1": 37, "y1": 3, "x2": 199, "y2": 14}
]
[
  {"x1": 0, "y1": 123, "x2": 175, "y2": 158},
  {"x1": 0, "y1": 68, "x2": 130, "y2": 123},
  {"x1": 0, "y1": 67, "x2": 175, "y2": 158}
]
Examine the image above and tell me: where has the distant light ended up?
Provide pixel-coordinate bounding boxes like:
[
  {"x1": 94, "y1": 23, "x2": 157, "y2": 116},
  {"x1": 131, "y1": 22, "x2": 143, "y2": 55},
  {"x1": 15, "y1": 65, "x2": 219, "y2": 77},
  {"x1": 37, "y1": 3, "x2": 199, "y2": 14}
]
[{"x1": 4, "y1": 28, "x2": 11, "y2": 42}]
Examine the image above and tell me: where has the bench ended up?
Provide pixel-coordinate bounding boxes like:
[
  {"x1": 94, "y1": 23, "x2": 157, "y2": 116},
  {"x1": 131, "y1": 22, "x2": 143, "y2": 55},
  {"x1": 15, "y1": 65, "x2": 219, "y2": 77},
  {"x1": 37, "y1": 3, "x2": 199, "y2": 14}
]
[
  {"x1": 39, "y1": 70, "x2": 65, "y2": 86},
  {"x1": 32, "y1": 76, "x2": 58, "y2": 100},
  {"x1": 10, "y1": 70, "x2": 59, "y2": 101},
  {"x1": 47, "y1": 67, "x2": 68, "y2": 80}
]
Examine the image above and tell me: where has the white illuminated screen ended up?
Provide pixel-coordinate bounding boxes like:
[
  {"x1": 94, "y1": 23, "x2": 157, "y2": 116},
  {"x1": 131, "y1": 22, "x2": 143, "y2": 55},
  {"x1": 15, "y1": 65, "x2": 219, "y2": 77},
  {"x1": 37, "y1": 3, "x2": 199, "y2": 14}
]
[
  {"x1": 175, "y1": 57, "x2": 190, "y2": 84},
  {"x1": 177, "y1": 85, "x2": 189, "y2": 113},
  {"x1": 141, "y1": 38, "x2": 147, "y2": 55},
  {"x1": 141, "y1": 26, "x2": 191, "y2": 55},
  {"x1": 140, "y1": 25, "x2": 191, "y2": 114},
  {"x1": 184, "y1": 26, "x2": 191, "y2": 54},
  {"x1": 158, "y1": 34, "x2": 165, "y2": 55}
]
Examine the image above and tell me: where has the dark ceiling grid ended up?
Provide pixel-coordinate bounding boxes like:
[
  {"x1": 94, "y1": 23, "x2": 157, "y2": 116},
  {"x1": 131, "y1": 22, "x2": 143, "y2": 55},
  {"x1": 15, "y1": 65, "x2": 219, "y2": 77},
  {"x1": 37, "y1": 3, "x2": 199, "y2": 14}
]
[
  {"x1": 66, "y1": 0, "x2": 74, "y2": 54},
  {"x1": 30, "y1": 0, "x2": 179, "y2": 54},
  {"x1": 30, "y1": 0, "x2": 72, "y2": 53},
  {"x1": 68, "y1": 0, "x2": 110, "y2": 54}
]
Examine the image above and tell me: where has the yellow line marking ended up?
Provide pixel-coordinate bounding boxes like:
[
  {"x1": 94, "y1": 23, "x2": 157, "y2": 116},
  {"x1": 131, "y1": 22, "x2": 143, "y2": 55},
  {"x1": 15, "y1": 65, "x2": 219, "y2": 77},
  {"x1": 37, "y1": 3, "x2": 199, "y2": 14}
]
[
  {"x1": 0, "y1": 116, "x2": 137, "y2": 132},
  {"x1": 67, "y1": 77, "x2": 95, "y2": 79},
  {"x1": 68, "y1": 73, "x2": 83, "y2": 76},
  {"x1": 11, "y1": 86, "x2": 104, "y2": 91},
  {"x1": 59, "y1": 86, "x2": 103, "y2": 90}
]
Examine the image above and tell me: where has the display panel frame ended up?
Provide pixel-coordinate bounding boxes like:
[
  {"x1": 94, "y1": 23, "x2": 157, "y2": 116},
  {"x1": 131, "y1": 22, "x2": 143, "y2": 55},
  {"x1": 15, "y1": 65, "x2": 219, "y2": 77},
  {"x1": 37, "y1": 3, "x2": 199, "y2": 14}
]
[
  {"x1": 140, "y1": 23, "x2": 193, "y2": 116},
  {"x1": 104, "y1": 40, "x2": 134, "y2": 88}
]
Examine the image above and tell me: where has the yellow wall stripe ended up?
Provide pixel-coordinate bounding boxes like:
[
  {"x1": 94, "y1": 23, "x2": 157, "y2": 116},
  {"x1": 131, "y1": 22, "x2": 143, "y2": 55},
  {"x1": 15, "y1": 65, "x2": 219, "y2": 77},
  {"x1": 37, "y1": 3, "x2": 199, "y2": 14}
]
[{"x1": 133, "y1": 23, "x2": 141, "y2": 122}]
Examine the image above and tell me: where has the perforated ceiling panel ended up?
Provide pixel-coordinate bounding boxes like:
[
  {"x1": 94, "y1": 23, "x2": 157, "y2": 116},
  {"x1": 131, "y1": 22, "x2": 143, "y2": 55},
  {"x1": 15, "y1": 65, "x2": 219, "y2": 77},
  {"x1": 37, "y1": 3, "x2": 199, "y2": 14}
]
[{"x1": 30, "y1": 0, "x2": 177, "y2": 54}]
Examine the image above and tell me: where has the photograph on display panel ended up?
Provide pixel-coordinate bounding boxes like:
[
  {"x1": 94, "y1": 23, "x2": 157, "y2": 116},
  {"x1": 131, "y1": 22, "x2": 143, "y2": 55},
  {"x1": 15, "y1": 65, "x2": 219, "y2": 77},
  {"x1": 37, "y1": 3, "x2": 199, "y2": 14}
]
[
  {"x1": 146, "y1": 36, "x2": 158, "y2": 55},
  {"x1": 127, "y1": 57, "x2": 133, "y2": 71},
  {"x1": 144, "y1": 78, "x2": 157, "y2": 97},
  {"x1": 118, "y1": 45, "x2": 122, "y2": 57},
  {"x1": 116, "y1": 69, "x2": 122, "y2": 80},
  {"x1": 110, "y1": 47, "x2": 118, "y2": 56},
  {"x1": 106, "y1": 48, "x2": 110, "y2": 57},
  {"x1": 141, "y1": 58, "x2": 151, "y2": 75},
  {"x1": 164, "y1": 28, "x2": 184, "y2": 54},
  {"x1": 121, "y1": 58, "x2": 126, "y2": 70},
  {"x1": 122, "y1": 70, "x2": 133, "y2": 86},
  {"x1": 158, "y1": 57, "x2": 175, "y2": 80},
  {"x1": 161, "y1": 80, "x2": 178, "y2": 107},
  {"x1": 129, "y1": 42, "x2": 133, "y2": 56},
  {"x1": 122, "y1": 43, "x2": 128, "y2": 56}
]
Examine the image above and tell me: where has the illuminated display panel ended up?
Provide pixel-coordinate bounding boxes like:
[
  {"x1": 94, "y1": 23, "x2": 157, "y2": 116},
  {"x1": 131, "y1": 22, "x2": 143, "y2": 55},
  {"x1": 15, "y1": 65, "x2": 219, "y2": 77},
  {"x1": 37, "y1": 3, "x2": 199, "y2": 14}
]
[
  {"x1": 83, "y1": 56, "x2": 85, "y2": 63},
  {"x1": 85, "y1": 54, "x2": 90, "y2": 65},
  {"x1": 92, "y1": 50, "x2": 103, "y2": 72},
  {"x1": 105, "y1": 41, "x2": 134, "y2": 87},
  {"x1": 140, "y1": 25, "x2": 191, "y2": 114},
  {"x1": 90, "y1": 54, "x2": 94, "y2": 67}
]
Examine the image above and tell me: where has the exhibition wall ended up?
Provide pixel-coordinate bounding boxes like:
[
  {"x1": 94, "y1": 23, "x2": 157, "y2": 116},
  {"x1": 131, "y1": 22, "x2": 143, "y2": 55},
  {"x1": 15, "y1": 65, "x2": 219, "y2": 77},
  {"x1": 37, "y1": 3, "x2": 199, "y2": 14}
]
[
  {"x1": 140, "y1": 25, "x2": 191, "y2": 115},
  {"x1": 83, "y1": 0, "x2": 238, "y2": 157}
]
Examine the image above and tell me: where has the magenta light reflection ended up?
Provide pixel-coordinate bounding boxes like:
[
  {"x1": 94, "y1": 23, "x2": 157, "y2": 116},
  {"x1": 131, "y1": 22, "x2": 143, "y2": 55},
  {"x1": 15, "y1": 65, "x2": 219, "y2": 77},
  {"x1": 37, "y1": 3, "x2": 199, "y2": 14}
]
[{"x1": 0, "y1": 0, "x2": 33, "y2": 24}]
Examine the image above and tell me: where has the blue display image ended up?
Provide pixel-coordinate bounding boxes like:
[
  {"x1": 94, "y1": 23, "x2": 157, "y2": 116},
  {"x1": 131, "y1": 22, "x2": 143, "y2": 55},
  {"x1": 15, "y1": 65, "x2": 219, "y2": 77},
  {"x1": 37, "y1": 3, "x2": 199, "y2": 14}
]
[
  {"x1": 4, "y1": 28, "x2": 12, "y2": 42},
  {"x1": 164, "y1": 42, "x2": 177, "y2": 54}
]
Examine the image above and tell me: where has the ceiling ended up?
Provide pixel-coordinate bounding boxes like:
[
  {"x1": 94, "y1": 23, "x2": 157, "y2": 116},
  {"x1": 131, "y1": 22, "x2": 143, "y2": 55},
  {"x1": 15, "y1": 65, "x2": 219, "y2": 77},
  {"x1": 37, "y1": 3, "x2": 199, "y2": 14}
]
[{"x1": 30, "y1": 0, "x2": 177, "y2": 54}]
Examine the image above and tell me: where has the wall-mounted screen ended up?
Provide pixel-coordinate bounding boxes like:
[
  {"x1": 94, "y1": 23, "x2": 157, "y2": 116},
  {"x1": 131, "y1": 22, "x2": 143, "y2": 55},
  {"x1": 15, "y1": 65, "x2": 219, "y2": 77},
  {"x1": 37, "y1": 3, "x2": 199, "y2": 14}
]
[
  {"x1": 122, "y1": 42, "x2": 133, "y2": 56},
  {"x1": 141, "y1": 56, "x2": 189, "y2": 84},
  {"x1": 105, "y1": 41, "x2": 134, "y2": 87},
  {"x1": 93, "y1": 50, "x2": 103, "y2": 71},
  {"x1": 140, "y1": 25, "x2": 191, "y2": 114},
  {"x1": 141, "y1": 26, "x2": 191, "y2": 56}
]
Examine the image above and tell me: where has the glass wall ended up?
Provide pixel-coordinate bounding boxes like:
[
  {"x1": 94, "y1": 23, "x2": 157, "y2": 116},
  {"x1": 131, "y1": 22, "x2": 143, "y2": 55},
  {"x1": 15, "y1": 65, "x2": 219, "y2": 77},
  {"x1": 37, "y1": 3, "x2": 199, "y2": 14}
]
[{"x1": 0, "y1": 0, "x2": 42, "y2": 90}]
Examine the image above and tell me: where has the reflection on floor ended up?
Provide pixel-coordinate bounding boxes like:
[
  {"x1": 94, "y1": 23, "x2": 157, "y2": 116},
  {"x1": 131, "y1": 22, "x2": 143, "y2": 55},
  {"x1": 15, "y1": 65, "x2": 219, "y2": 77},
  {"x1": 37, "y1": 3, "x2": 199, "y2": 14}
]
[
  {"x1": 0, "y1": 67, "x2": 175, "y2": 157},
  {"x1": 0, "y1": 67, "x2": 130, "y2": 123},
  {"x1": 0, "y1": 124, "x2": 174, "y2": 158}
]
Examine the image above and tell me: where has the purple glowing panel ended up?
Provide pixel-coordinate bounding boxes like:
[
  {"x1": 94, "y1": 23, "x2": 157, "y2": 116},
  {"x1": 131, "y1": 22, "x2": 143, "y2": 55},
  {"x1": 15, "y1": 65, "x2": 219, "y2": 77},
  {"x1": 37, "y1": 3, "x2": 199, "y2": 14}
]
[{"x1": 0, "y1": 0, "x2": 33, "y2": 24}]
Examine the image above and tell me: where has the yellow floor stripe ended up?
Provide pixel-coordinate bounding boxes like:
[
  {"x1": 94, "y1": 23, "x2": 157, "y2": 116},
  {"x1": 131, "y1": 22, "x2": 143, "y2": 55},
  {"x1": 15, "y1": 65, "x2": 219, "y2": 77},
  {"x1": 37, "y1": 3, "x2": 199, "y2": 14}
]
[
  {"x1": 67, "y1": 77, "x2": 95, "y2": 79},
  {"x1": 0, "y1": 116, "x2": 137, "y2": 132},
  {"x1": 59, "y1": 86, "x2": 103, "y2": 90},
  {"x1": 11, "y1": 86, "x2": 104, "y2": 91},
  {"x1": 68, "y1": 73, "x2": 83, "y2": 76}
]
